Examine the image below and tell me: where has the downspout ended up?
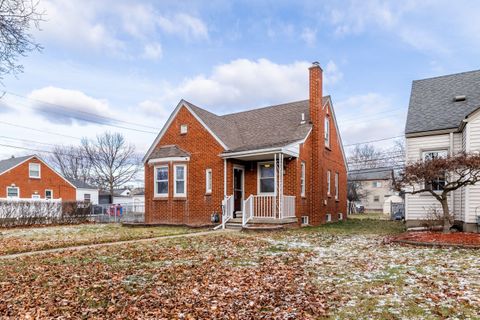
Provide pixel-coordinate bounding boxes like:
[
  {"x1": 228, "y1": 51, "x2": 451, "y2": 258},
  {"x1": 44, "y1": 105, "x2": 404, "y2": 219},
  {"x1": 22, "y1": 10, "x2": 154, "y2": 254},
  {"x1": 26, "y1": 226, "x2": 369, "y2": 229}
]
[
  {"x1": 450, "y1": 132, "x2": 455, "y2": 217},
  {"x1": 224, "y1": 159, "x2": 227, "y2": 197}
]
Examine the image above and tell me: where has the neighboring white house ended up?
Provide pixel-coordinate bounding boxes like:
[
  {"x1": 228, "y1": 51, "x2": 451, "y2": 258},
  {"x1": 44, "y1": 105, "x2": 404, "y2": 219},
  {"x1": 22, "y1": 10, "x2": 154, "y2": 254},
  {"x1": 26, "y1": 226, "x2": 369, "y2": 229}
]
[
  {"x1": 112, "y1": 187, "x2": 145, "y2": 213},
  {"x1": 67, "y1": 179, "x2": 99, "y2": 205},
  {"x1": 405, "y1": 69, "x2": 480, "y2": 232}
]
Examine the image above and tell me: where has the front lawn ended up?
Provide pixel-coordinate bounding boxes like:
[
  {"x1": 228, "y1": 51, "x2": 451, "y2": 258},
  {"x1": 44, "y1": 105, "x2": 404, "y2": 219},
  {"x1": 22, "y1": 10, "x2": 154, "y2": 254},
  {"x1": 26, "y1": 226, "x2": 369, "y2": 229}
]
[
  {"x1": 0, "y1": 223, "x2": 205, "y2": 255},
  {"x1": 0, "y1": 218, "x2": 478, "y2": 319}
]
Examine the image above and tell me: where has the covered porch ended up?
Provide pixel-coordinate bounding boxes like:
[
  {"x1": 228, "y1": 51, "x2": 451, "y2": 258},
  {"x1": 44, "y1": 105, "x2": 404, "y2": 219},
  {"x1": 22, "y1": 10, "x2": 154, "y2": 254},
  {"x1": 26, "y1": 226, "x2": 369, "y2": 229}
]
[{"x1": 220, "y1": 146, "x2": 299, "y2": 228}]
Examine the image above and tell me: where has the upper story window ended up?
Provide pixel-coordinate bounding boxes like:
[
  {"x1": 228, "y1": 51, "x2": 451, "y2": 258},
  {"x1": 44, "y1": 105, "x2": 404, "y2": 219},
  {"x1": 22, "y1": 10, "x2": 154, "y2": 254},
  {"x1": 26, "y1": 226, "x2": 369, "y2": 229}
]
[
  {"x1": 324, "y1": 116, "x2": 330, "y2": 148},
  {"x1": 422, "y1": 150, "x2": 447, "y2": 191},
  {"x1": 180, "y1": 124, "x2": 188, "y2": 134},
  {"x1": 372, "y1": 181, "x2": 382, "y2": 188},
  {"x1": 154, "y1": 165, "x2": 169, "y2": 197},
  {"x1": 259, "y1": 162, "x2": 275, "y2": 194},
  {"x1": 84, "y1": 193, "x2": 91, "y2": 203},
  {"x1": 300, "y1": 162, "x2": 306, "y2": 197},
  {"x1": 29, "y1": 163, "x2": 41, "y2": 179},
  {"x1": 7, "y1": 186, "x2": 19, "y2": 198},
  {"x1": 205, "y1": 168, "x2": 212, "y2": 194},
  {"x1": 335, "y1": 172, "x2": 339, "y2": 200},
  {"x1": 174, "y1": 164, "x2": 187, "y2": 197}
]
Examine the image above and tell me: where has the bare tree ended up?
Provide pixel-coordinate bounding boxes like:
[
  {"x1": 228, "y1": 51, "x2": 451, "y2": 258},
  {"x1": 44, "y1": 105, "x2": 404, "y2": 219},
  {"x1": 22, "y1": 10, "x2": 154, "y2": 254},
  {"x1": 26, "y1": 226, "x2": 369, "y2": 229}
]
[
  {"x1": 347, "y1": 180, "x2": 368, "y2": 214},
  {"x1": 82, "y1": 132, "x2": 140, "y2": 199},
  {"x1": 396, "y1": 152, "x2": 480, "y2": 233},
  {"x1": 46, "y1": 145, "x2": 93, "y2": 184},
  {"x1": 348, "y1": 144, "x2": 384, "y2": 170},
  {"x1": 0, "y1": 0, "x2": 43, "y2": 81}
]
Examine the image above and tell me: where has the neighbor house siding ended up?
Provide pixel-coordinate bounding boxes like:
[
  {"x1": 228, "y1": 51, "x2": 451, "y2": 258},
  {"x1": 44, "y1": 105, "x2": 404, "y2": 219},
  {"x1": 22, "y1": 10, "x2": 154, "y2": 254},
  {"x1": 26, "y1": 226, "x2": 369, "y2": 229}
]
[
  {"x1": 405, "y1": 134, "x2": 452, "y2": 220},
  {"x1": 464, "y1": 112, "x2": 480, "y2": 223},
  {"x1": 0, "y1": 157, "x2": 76, "y2": 200}
]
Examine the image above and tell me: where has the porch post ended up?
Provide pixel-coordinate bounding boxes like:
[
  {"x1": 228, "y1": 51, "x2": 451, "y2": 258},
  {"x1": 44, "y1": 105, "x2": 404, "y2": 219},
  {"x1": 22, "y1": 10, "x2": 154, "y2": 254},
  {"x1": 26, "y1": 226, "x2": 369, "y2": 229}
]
[
  {"x1": 224, "y1": 159, "x2": 227, "y2": 197},
  {"x1": 274, "y1": 153, "x2": 277, "y2": 218},
  {"x1": 279, "y1": 153, "x2": 284, "y2": 219}
]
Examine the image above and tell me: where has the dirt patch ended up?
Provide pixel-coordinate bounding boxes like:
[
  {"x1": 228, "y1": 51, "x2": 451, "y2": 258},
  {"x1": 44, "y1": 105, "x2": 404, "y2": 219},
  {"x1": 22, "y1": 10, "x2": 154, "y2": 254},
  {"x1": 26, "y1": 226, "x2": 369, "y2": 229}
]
[{"x1": 387, "y1": 231, "x2": 480, "y2": 248}]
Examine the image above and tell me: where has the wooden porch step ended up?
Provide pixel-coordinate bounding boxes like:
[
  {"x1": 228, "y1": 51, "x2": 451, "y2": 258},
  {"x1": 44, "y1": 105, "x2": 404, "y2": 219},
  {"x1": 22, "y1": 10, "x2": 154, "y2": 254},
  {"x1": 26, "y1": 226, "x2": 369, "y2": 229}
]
[{"x1": 225, "y1": 222, "x2": 243, "y2": 230}]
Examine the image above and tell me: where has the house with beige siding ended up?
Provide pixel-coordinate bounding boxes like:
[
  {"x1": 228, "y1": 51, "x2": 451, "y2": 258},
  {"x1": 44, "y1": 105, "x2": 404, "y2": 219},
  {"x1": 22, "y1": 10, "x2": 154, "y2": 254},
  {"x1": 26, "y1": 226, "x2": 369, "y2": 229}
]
[{"x1": 405, "y1": 70, "x2": 480, "y2": 232}]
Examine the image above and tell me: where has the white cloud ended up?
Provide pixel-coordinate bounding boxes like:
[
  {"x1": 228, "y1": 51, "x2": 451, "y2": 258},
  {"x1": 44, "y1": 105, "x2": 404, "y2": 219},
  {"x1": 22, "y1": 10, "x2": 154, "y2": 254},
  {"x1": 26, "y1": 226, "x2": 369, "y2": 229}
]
[
  {"x1": 142, "y1": 42, "x2": 163, "y2": 60},
  {"x1": 142, "y1": 58, "x2": 342, "y2": 115},
  {"x1": 301, "y1": 28, "x2": 316, "y2": 46},
  {"x1": 28, "y1": 86, "x2": 112, "y2": 125},
  {"x1": 157, "y1": 13, "x2": 209, "y2": 40},
  {"x1": 335, "y1": 93, "x2": 406, "y2": 150}
]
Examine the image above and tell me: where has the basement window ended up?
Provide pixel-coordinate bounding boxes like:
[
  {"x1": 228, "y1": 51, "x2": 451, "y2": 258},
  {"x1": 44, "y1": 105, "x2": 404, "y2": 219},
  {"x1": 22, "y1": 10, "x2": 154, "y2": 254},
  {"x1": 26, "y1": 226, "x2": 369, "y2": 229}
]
[
  {"x1": 326, "y1": 213, "x2": 332, "y2": 222},
  {"x1": 180, "y1": 124, "x2": 188, "y2": 134},
  {"x1": 339, "y1": 212, "x2": 343, "y2": 220},
  {"x1": 301, "y1": 216, "x2": 309, "y2": 225}
]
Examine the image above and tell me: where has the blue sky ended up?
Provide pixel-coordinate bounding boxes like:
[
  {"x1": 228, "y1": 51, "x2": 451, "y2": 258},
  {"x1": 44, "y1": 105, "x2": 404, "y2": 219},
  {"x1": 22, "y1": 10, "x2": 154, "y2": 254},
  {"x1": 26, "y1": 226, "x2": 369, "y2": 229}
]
[{"x1": 1, "y1": 0, "x2": 480, "y2": 159}]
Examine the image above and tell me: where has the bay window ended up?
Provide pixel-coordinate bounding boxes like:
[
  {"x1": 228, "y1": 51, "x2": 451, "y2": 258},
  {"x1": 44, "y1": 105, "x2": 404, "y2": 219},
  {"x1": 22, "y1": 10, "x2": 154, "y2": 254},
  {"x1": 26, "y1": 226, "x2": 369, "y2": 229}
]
[
  {"x1": 174, "y1": 164, "x2": 187, "y2": 197},
  {"x1": 154, "y1": 165, "x2": 169, "y2": 197}
]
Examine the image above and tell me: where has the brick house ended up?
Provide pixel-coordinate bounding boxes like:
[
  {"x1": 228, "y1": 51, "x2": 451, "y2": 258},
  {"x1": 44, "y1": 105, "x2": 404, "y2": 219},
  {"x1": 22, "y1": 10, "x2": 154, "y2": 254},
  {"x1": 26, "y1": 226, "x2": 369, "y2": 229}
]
[
  {"x1": 0, "y1": 155, "x2": 76, "y2": 200},
  {"x1": 143, "y1": 62, "x2": 347, "y2": 228}
]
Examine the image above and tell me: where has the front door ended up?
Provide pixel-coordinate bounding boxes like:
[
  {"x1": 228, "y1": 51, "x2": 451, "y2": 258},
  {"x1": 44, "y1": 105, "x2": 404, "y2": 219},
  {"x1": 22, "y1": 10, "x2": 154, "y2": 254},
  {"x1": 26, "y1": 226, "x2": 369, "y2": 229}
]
[{"x1": 233, "y1": 167, "x2": 244, "y2": 213}]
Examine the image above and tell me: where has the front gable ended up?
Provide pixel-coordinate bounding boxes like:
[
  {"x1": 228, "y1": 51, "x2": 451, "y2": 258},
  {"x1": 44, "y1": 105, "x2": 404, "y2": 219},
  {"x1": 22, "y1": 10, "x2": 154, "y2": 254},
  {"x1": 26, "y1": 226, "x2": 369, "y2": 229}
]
[{"x1": 143, "y1": 101, "x2": 229, "y2": 163}]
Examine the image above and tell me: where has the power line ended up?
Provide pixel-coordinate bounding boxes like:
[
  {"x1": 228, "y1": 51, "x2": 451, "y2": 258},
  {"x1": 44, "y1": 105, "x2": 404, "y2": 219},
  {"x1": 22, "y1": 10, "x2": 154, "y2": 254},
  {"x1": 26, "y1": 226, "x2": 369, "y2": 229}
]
[
  {"x1": 344, "y1": 135, "x2": 404, "y2": 147},
  {"x1": 7, "y1": 91, "x2": 161, "y2": 131},
  {"x1": 0, "y1": 120, "x2": 82, "y2": 140},
  {"x1": 339, "y1": 107, "x2": 406, "y2": 122},
  {"x1": 0, "y1": 135, "x2": 62, "y2": 147}
]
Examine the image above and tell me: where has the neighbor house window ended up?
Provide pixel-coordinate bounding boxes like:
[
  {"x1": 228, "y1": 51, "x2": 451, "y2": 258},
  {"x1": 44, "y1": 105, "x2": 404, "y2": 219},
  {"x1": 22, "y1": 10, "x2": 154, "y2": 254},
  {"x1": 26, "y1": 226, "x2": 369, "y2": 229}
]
[
  {"x1": 154, "y1": 165, "x2": 169, "y2": 197},
  {"x1": 174, "y1": 164, "x2": 187, "y2": 197},
  {"x1": 45, "y1": 190, "x2": 53, "y2": 200},
  {"x1": 335, "y1": 172, "x2": 339, "y2": 200},
  {"x1": 373, "y1": 181, "x2": 382, "y2": 188},
  {"x1": 327, "y1": 170, "x2": 331, "y2": 196},
  {"x1": 84, "y1": 193, "x2": 91, "y2": 203},
  {"x1": 324, "y1": 116, "x2": 330, "y2": 147},
  {"x1": 373, "y1": 195, "x2": 380, "y2": 202},
  {"x1": 7, "y1": 186, "x2": 19, "y2": 198},
  {"x1": 29, "y1": 163, "x2": 40, "y2": 178},
  {"x1": 258, "y1": 162, "x2": 275, "y2": 194},
  {"x1": 300, "y1": 162, "x2": 306, "y2": 197},
  {"x1": 180, "y1": 124, "x2": 188, "y2": 134},
  {"x1": 205, "y1": 168, "x2": 212, "y2": 194},
  {"x1": 422, "y1": 150, "x2": 447, "y2": 191}
]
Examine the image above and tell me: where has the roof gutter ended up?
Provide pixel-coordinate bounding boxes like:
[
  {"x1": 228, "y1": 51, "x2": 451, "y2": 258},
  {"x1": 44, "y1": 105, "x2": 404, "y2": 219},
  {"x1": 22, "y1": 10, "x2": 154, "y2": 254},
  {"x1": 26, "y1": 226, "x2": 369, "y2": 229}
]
[
  {"x1": 405, "y1": 127, "x2": 458, "y2": 138},
  {"x1": 220, "y1": 144, "x2": 300, "y2": 159}
]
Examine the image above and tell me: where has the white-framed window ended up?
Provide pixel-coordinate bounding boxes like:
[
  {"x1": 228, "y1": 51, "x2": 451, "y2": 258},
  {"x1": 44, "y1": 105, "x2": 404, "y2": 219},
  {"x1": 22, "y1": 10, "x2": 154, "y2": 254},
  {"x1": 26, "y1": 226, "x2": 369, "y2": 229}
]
[
  {"x1": 335, "y1": 172, "x2": 339, "y2": 200},
  {"x1": 327, "y1": 170, "x2": 331, "y2": 196},
  {"x1": 45, "y1": 189, "x2": 53, "y2": 200},
  {"x1": 301, "y1": 216, "x2": 309, "y2": 225},
  {"x1": 339, "y1": 212, "x2": 343, "y2": 220},
  {"x1": 174, "y1": 164, "x2": 187, "y2": 197},
  {"x1": 84, "y1": 193, "x2": 91, "y2": 202},
  {"x1": 300, "y1": 162, "x2": 306, "y2": 197},
  {"x1": 326, "y1": 213, "x2": 332, "y2": 222},
  {"x1": 6, "y1": 186, "x2": 19, "y2": 198},
  {"x1": 180, "y1": 124, "x2": 188, "y2": 134},
  {"x1": 32, "y1": 194, "x2": 40, "y2": 199},
  {"x1": 258, "y1": 162, "x2": 275, "y2": 194},
  {"x1": 422, "y1": 149, "x2": 448, "y2": 191},
  {"x1": 154, "y1": 165, "x2": 169, "y2": 197},
  {"x1": 29, "y1": 163, "x2": 41, "y2": 179},
  {"x1": 205, "y1": 168, "x2": 212, "y2": 194},
  {"x1": 335, "y1": 172, "x2": 338, "y2": 200},
  {"x1": 324, "y1": 116, "x2": 330, "y2": 148},
  {"x1": 372, "y1": 181, "x2": 382, "y2": 188}
]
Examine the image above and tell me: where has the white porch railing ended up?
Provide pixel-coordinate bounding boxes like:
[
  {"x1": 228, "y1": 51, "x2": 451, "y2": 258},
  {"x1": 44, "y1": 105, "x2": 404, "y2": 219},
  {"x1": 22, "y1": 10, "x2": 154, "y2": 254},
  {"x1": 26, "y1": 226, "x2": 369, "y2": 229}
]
[
  {"x1": 252, "y1": 195, "x2": 277, "y2": 218},
  {"x1": 243, "y1": 195, "x2": 254, "y2": 226},
  {"x1": 282, "y1": 196, "x2": 296, "y2": 218},
  {"x1": 222, "y1": 195, "x2": 234, "y2": 229}
]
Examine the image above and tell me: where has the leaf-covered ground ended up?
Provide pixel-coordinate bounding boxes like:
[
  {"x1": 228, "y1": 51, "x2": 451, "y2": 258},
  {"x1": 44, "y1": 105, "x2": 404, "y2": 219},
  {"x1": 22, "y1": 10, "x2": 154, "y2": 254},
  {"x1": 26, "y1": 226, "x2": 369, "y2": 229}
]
[
  {"x1": 0, "y1": 224, "x2": 203, "y2": 255},
  {"x1": 0, "y1": 218, "x2": 479, "y2": 319}
]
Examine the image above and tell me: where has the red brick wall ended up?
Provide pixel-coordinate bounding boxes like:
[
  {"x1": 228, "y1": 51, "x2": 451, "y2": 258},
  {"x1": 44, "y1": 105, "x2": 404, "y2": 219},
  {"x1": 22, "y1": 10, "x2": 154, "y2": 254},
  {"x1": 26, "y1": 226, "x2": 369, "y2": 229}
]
[
  {"x1": 0, "y1": 157, "x2": 76, "y2": 200},
  {"x1": 145, "y1": 106, "x2": 226, "y2": 226}
]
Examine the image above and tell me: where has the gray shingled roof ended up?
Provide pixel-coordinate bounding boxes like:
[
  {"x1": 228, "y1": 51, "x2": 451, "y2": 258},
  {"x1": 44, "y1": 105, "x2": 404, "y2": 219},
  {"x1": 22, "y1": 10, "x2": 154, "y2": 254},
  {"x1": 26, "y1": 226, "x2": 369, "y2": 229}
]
[
  {"x1": 67, "y1": 178, "x2": 96, "y2": 189},
  {"x1": 0, "y1": 155, "x2": 34, "y2": 175},
  {"x1": 149, "y1": 145, "x2": 191, "y2": 160},
  {"x1": 405, "y1": 70, "x2": 480, "y2": 134},
  {"x1": 184, "y1": 98, "x2": 327, "y2": 152},
  {"x1": 348, "y1": 167, "x2": 393, "y2": 181}
]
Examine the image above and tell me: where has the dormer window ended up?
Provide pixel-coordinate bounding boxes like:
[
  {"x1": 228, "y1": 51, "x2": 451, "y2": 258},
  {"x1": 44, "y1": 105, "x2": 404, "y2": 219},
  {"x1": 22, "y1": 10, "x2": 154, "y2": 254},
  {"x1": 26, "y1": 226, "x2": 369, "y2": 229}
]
[
  {"x1": 180, "y1": 124, "x2": 188, "y2": 134},
  {"x1": 300, "y1": 113, "x2": 306, "y2": 124}
]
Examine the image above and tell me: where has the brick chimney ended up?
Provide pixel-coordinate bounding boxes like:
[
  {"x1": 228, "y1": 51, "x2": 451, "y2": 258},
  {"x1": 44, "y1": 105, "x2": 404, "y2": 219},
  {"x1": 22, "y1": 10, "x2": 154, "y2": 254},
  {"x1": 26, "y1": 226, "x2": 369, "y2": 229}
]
[{"x1": 309, "y1": 61, "x2": 323, "y2": 224}]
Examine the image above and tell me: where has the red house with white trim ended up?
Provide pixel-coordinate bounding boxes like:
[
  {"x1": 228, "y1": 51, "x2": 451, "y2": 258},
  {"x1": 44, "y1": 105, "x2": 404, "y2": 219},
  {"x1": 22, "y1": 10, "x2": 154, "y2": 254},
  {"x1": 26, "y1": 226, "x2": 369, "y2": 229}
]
[
  {"x1": 143, "y1": 62, "x2": 347, "y2": 228},
  {"x1": 0, "y1": 155, "x2": 76, "y2": 201}
]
